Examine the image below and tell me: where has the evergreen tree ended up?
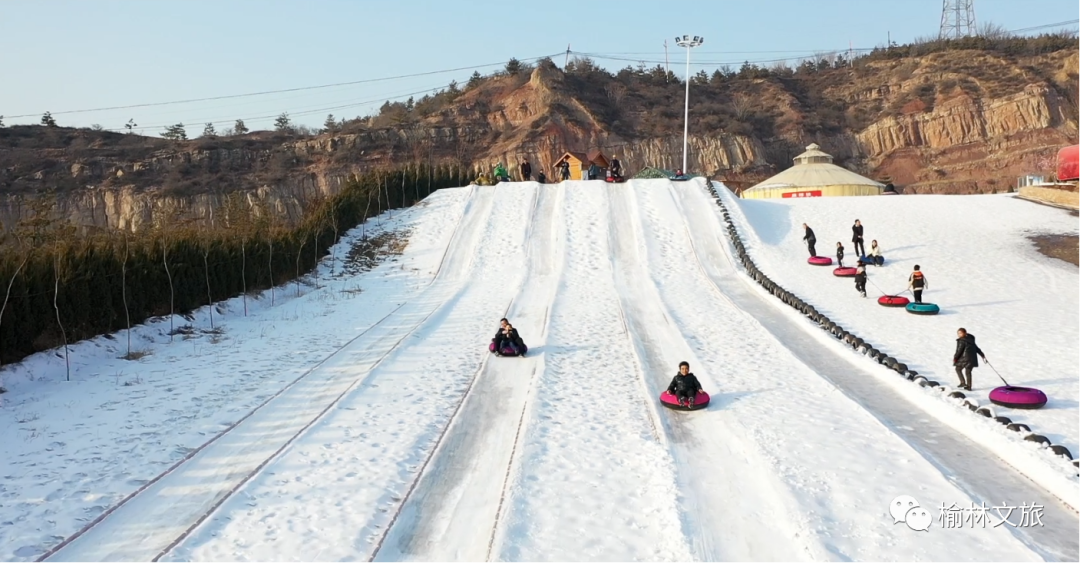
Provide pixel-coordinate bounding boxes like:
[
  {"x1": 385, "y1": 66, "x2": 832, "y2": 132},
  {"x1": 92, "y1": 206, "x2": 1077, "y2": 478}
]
[
  {"x1": 505, "y1": 57, "x2": 522, "y2": 75},
  {"x1": 125, "y1": 118, "x2": 137, "y2": 133},
  {"x1": 41, "y1": 112, "x2": 57, "y2": 127},
  {"x1": 467, "y1": 71, "x2": 482, "y2": 88},
  {"x1": 162, "y1": 123, "x2": 187, "y2": 140},
  {"x1": 323, "y1": 113, "x2": 336, "y2": 133},
  {"x1": 274, "y1": 113, "x2": 292, "y2": 132},
  {"x1": 202, "y1": 122, "x2": 216, "y2": 138},
  {"x1": 0, "y1": 115, "x2": 4, "y2": 127},
  {"x1": 234, "y1": 119, "x2": 249, "y2": 135}
]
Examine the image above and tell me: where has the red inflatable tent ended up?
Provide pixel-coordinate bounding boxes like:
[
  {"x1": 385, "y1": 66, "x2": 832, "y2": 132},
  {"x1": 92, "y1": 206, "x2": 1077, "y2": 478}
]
[{"x1": 1058, "y1": 145, "x2": 1078, "y2": 182}]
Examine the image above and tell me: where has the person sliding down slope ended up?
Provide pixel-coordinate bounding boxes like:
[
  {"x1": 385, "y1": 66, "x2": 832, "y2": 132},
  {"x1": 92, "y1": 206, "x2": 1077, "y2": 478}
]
[
  {"x1": 498, "y1": 322, "x2": 526, "y2": 356},
  {"x1": 491, "y1": 318, "x2": 510, "y2": 352},
  {"x1": 667, "y1": 361, "x2": 703, "y2": 407}
]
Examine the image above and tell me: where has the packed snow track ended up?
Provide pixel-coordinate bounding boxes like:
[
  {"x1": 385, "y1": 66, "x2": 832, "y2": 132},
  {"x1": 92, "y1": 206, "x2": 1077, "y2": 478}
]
[{"x1": 23, "y1": 180, "x2": 1078, "y2": 562}]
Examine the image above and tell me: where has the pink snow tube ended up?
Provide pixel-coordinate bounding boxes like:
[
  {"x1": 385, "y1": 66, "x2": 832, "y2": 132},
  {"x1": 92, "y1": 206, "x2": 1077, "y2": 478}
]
[
  {"x1": 488, "y1": 341, "x2": 527, "y2": 356},
  {"x1": 808, "y1": 256, "x2": 833, "y2": 266},
  {"x1": 878, "y1": 295, "x2": 910, "y2": 307},
  {"x1": 833, "y1": 267, "x2": 858, "y2": 277},
  {"x1": 660, "y1": 390, "x2": 710, "y2": 411},
  {"x1": 988, "y1": 386, "x2": 1047, "y2": 409}
]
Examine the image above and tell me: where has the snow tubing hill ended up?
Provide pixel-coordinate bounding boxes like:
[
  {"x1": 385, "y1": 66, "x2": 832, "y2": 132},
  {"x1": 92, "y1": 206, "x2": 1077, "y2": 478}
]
[
  {"x1": 878, "y1": 295, "x2": 910, "y2": 307},
  {"x1": 989, "y1": 386, "x2": 1048, "y2": 409},
  {"x1": 488, "y1": 341, "x2": 528, "y2": 356},
  {"x1": 808, "y1": 256, "x2": 833, "y2": 266},
  {"x1": 833, "y1": 267, "x2": 858, "y2": 277},
  {"x1": 660, "y1": 390, "x2": 710, "y2": 411},
  {"x1": 905, "y1": 302, "x2": 940, "y2": 315}
]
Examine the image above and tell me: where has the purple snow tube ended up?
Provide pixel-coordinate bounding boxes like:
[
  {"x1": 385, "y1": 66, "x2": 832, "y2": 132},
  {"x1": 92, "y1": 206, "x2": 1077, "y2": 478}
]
[{"x1": 489, "y1": 341, "x2": 528, "y2": 357}]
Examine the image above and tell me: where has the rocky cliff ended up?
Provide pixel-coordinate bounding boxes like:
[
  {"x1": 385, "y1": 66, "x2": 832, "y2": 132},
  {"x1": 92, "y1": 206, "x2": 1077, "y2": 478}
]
[{"x1": 1, "y1": 43, "x2": 1075, "y2": 230}]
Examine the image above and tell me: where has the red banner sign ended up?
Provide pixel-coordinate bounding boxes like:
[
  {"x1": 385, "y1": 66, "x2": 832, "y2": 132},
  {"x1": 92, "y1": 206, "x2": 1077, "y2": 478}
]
[{"x1": 782, "y1": 190, "x2": 823, "y2": 198}]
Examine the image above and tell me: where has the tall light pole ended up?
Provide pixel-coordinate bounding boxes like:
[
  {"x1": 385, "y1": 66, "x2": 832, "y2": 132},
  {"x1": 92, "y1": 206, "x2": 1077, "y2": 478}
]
[{"x1": 676, "y1": 34, "x2": 703, "y2": 174}]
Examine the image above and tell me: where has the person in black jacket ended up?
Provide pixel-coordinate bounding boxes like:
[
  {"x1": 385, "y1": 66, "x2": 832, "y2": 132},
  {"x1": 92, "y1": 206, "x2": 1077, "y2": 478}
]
[
  {"x1": 537, "y1": 171, "x2": 547, "y2": 184},
  {"x1": 952, "y1": 328, "x2": 986, "y2": 391},
  {"x1": 908, "y1": 265, "x2": 928, "y2": 303},
  {"x1": 667, "y1": 361, "x2": 703, "y2": 407},
  {"x1": 521, "y1": 158, "x2": 532, "y2": 182},
  {"x1": 854, "y1": 263, "x2": 867, "y2": 297},
  {"x1": 610, "y1": 155, "x2": 622, "y2": 177},
  {"x1": 802, "y1": 223, "x2": 817, "y2": 257},
  {"x1": 851, "y1": 219, "x2": 865, "y2": 257},
  {"x1": 492, "y1": 318, "x2": 509, "y2": 352},
  {"x1": 836, "y1": 242, "x2": 846, "y2": 268},
  {"x1": 499, "y1": 322, "x2": 526, "y2": 356},
  {"x1": 558, "y1": 159, "x2": 571, "y2": 181}
]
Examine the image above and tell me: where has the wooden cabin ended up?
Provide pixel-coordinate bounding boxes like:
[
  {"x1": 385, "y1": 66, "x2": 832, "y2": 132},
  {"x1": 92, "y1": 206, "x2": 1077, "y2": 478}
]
[{"x1": 555, "y1": 150, "x2": 610, "y2": 180}]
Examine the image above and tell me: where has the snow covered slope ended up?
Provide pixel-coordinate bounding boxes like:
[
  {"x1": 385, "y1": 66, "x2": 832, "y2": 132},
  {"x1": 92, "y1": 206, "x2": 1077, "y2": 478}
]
[
  {"x1": 717, "y1": 186, "x2": 1078, "y2": 462},
  {"x1": 1, "y1": 180, "x2": 1076, "y2": 562}
]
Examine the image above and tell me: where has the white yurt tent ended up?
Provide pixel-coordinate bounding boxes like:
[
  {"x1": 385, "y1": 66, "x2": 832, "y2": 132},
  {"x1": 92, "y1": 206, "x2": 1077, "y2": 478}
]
[{"x1": 742, "y1": 143, "x2": 884, "y2": 199}]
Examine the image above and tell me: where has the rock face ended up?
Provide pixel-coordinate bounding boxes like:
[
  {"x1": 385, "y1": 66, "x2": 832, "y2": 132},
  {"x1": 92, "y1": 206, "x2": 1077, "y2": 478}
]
[{"x1": 1, "y1": 46, "x2": 1075, "y2": 230}]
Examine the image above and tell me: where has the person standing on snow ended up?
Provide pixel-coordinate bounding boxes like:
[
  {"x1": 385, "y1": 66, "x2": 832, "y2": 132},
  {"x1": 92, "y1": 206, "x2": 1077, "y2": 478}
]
[
  {"x1": 667, "y1": 361, "x2": 703, "y2": 407},
  {"x1": 520, "y1": 158, "x2": 532, "y2": 182},
  {"x1": 558, "y1": 159, "x2": 571, "y2": 181},
  {"x1": 836, "y1": 241, "x2": 846, "y2": 268},
  {"x1": 851, "y1": 219, "x2": 866, "y2": 257},
  {"x1": 854, "y1": 263, "x2": 868, "y2": 297},
  {"x1": 587, "y1": 162, "x2": 601, "y2": 180},
  {"x1": 802, "y1": 223, "x2": 817, "y2": 257},
  {"x1": 908, "y1": 265, "x2": 928, "y2": 303},
  {"x1": 952, "y1": 328, "x2": 986, "y2": 391}
]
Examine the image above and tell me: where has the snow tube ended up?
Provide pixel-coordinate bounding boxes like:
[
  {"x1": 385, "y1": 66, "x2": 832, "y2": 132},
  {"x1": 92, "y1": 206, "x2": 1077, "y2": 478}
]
[
  {"x1": 488, "y1": 341, "x2": 528, "y2": 356},
  {"x1": 989, "y1": 386, "x2": 1048, "y2": 409},
  {"x1": 807, "y1": 256, "x2": 833, "y2": 266},
  {"x1": 671, "y1": 175, "x2": 690, "y2": 182},
  {"x1": 833, "y1": 267, "x2": 858, "y2": 277},
  {"x1": 660, "y1": 390, "x2": 710, "y2": 411},
  {"x1": 878, "y1": 295, "x2": 910, "y2": 307},
  {"x1": 604, "y1": 175, "x2": 627, "y2": 183},
  {"x1": 905, "y1": 302, "x2": 940, "y2": 315},
  {"x1": 859, "y1": 255, "x2": 884, "y2": 265}
]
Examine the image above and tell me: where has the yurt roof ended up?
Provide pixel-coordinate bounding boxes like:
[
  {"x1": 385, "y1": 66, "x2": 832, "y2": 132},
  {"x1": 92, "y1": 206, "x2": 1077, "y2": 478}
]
[{"x1": 747, "y1": 143, "x2": 884, "y2": 191}]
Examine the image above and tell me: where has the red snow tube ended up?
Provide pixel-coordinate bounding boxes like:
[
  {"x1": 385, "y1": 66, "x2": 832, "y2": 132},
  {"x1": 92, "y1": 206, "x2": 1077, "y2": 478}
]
[
  {"x1": 989, "y1": 386, "x2": 1048, "y2": 409},
  {"x1": 605, "y1": 175, "x2": 627, "y2": 183},
  {"x1": 833, "y1": 267, "x2": 858, "y2": 277},
  {"x1": 808, "y1": 256, "x2": 833, "y2": 266},
  {"x1": 660, "y1": 390, "x2": 710, "y2": 411},
  {"x1": 878, "y1": 295, "x2": 910, "y2": 307},
  {"x1": 488, "y1": 341, "x2": 528, "y2": 356}
]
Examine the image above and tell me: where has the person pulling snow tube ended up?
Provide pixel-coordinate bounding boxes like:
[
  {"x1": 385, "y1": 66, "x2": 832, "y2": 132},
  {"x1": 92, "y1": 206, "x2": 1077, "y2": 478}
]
[
  {"x1": 878, "y1": 295, "x2": 910, "y2": 307},
  {"x1": 808, "y1": 256, "x2": 833, "y2": 266},
  {"x1": 833, "y1": 267, "x2": 858, "y2": 277},
  {"x1": 660, "y1": 390, "x2": 710, "y2": 411},
  {"x1": 488, "y1": 341, "x2": 527, "y2": 356},
  {"x1": 988, "y1": 386, "x2": 1048, "y2": 409},
  {"x1": 905, "y1": 302, "x2": 940, "y2": 315}
]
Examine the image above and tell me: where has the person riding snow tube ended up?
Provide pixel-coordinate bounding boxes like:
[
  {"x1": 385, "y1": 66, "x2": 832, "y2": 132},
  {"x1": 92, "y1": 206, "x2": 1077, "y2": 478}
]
[
  {"x1": 490, "y1": 320, "x2": 527, "y2": 356},
  {"x1": 493, "y1": 163, "x2": 509, "y2": 182},
  {"x1": 663, "y1": 361, "x2": 706, "y2": 409}
]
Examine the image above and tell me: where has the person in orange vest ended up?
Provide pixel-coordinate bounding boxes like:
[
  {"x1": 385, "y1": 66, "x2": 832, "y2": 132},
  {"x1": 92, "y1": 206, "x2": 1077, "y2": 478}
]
[{"x1": 908, "y1": 265, "x2": 928, "y2": 303}]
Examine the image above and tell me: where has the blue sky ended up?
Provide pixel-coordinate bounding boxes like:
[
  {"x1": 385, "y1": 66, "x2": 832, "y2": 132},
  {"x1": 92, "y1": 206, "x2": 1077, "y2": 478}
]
[{"x1": 1, "y1": 0, "x2": 1075, "y2": 135}]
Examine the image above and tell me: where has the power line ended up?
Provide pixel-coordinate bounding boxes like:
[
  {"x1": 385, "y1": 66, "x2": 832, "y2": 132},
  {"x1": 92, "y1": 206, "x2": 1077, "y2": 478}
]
[
  {"x1": 6, "y1": 52, "x2": 563, "y2": 119},
  {"x1": 1006, "y1": 19, "x2": 1079, "y2": 33}
]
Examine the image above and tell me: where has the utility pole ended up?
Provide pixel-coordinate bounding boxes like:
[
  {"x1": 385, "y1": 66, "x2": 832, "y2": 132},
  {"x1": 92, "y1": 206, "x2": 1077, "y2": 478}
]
[
  {"x1": 564, "y1": 44, "x2": 571, "y2": 68},
  {"x1": 664, "y1": 40, "x2": 670, "y2": 80}
]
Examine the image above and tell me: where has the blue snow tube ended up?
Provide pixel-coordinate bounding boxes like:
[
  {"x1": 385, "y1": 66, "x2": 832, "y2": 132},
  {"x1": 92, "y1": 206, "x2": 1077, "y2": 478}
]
[
  {"x1": 905, "y1": 302, "x2": 940, "y2": 315},
  {"x1": 859, "y1": 255, "x2": 884, "y2": 265}
]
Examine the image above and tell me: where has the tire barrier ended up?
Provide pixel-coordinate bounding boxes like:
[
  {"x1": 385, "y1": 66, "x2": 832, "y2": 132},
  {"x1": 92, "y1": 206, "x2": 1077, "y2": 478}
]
[{"x1": 703, "y1": 182, "x2": 1076, "y2": 472}]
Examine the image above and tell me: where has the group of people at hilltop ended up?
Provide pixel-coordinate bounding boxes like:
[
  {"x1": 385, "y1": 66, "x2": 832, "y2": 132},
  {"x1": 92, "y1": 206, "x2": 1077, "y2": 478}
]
[
  {"x1": 484, "y1": 155, "x2": 624, "y2": 185},
  {"x1": 799, "y1": 219, "x2": 986, "y2": 391}
]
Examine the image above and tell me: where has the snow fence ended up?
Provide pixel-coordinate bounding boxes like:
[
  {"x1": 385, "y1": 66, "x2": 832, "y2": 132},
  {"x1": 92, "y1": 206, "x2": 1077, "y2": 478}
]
[{"x1": 704, "y1": 182, "x2": 1079, "y2": 472}]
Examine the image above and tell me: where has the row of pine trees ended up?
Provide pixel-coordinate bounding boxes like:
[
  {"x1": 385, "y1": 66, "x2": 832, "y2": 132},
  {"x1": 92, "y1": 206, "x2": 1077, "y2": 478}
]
[{"x1": 0, "y1": 164, "x2": 471, "y2": 370}]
